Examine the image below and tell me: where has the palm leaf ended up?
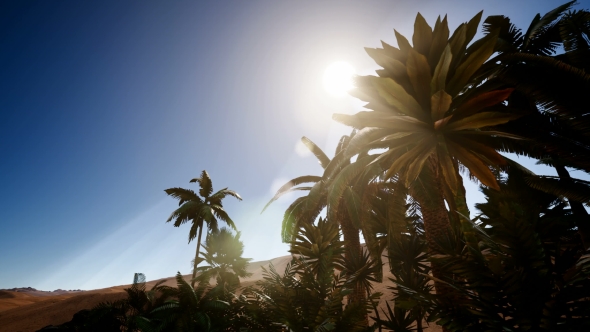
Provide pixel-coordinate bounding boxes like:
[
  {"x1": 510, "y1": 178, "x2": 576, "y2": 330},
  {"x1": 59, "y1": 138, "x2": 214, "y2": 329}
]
[
  {"x1": 282, "y1": 196, "x2": 309, "y2": 242},
  {"x1": 343, "y1": 186, "x2": 363, "y2": 230},
  {"x1": 437, "y1": 141, "x2": 459, "y2": 194},
  {"x1": 210, "y1": 188, "x2": 242, "y2": 201},
  {"x1": 429, "y1": 15, "x2": 450, "y2": 68},
  {"x1": 483, "y1": 15, "x2": 523, "y2": 52},
  {"x1": 385, "y1": 135, "x2": 436, "y2": 180},
  {"x1": 211, "y1": 206, "x2": 236, "y2": 231},
  {"x1": 560, "y1": 9, "x2": 590, "y2": 68},
  {"x1": 344, "y1": 127, "x2": 392, "y2": 155},
  {"x1": 445, "y1": 112, "x2": 521, "y2": 131},
  {"x1": 406, "y1": 48, "x2": 432, "y2": 108},
  {"x1": 448, "y1": 142, "x2": 499, "y2": 190},
  {"x1": 261, "y1": 175, "x2": 322, "y2": 213},
  {"x1": 188, "y1": 221, "x2": 201, "y2": 243},
  {"x1": 364, "y1": 49, "x2": 412, "y2": 92},
  {"x1": 523, "y1": 1, "x2": 575, "y2": 52},
  {"x1": 431, "y1": 90, "x2": 452, "y2": 121},
  {"x1": 164, "y1": 188, "x2": 203, "y2": 206},
  {"x1": 404, "y1": 142, "x2": 437, "y2": 186},
  {"x1": 302, "y1": 136, "x2": 331, "y2": 169},
  {"x1": 453, "y1": 88, "x2": 514, "y2": 119},
  {"x1": 333, "y1": 112, "x2": 430, "y2": 132},
  {"x1": 413, "y1": 13, "x2": 433, "y2": 56},
  {"x1": 448, "y1": 24, "x2": 467, "y2": 74},
  {"x1": 447, "y1": 30, "x2": 498, "y2": 96},
  {"x1": 455, "y1": 137, "x2": 507, "y2": 166},
  {"x1": 327, "y1": 155, "x2": 377, "y2": 222},
  {"x1": 465, "y1": 11, "x2": 483, "y2": 46},
  {"x1": 191, "y1": 170, "x2": 214, "y2": 198},
  {"x1": 371, "y1": 77, "x2": 425, "y2": 121},
  {"x1": 431, "y1": 44, "x2": 452, "y2": 94},
  {"x1": 167, "y1": 201, "x2": 201, "y2": 225},
  {"x1": 395, "y1": 29, "x2": 413, "y2": 57},
  {"x1": 525, "y1": 175, "x2": 590, "y2": 203}
]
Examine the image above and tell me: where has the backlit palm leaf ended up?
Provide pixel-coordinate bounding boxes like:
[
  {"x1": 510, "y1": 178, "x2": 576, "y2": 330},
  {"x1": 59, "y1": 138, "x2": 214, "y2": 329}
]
[{"x1": 261, "y1": 175, "x2": 322, "y2": 213}]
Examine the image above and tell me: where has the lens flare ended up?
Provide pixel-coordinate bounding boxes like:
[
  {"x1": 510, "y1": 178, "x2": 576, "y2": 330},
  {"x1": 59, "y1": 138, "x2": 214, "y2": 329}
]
[{"x1": 322, "y1": 61, "x2": 355, "y2": 96}]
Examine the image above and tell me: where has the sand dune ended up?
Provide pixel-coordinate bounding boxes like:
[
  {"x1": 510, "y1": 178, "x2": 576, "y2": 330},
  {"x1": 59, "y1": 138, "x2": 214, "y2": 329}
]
[{"x1": 0, "y1": 254, "x2": 440, "y2": 332}]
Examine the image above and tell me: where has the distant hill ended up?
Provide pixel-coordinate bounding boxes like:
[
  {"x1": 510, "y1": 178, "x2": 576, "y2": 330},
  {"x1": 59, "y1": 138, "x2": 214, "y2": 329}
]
[{"x1": 0, "y1": 287, "x2": 84, "y2": 297}]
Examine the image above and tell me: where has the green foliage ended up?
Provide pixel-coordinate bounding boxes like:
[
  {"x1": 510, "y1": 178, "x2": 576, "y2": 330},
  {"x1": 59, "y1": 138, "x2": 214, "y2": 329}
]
[
  {"x1": 149, "y1": 272, "x2": 232, "y2": 332},
  {"x1": 243, "y1": 218, "x2": 379, "y2": 332},
  {"x1": 387, "y1": 169, "x2": 590, "y2": 331},
  {"x1": 194, "y1": 228, "x2": 252, "y2": 290},
  {"x1": 336, "y1": 12, "x2": 521, "y2": 192},
  {"x1": 165, "y1": 170, "x2": 242, "y2": 287},
  {"x1": 166, "y1": 170, "x2": 242, "y2": 241},
  {"x1": 367, "y1": 191, "x2": 432, "y2": 332}
]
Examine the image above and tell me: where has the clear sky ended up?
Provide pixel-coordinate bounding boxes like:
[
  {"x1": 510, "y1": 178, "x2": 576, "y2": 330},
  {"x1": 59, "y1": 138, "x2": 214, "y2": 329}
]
[{"x1": 1, "y1": 0, "x2": 588, "y2": 290}]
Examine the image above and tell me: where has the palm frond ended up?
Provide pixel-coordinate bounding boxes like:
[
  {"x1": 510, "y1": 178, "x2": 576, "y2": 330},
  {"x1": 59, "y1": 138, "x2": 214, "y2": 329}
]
[
  {"x1": 190, "y1": 170, "x2": 214, "y2": 198},
  {"x1": 302, "y1": 136, "x2": 331, "y2": 169},
  {"x1": 261, "y1": 175, "x2": 322, "y2": 213},
  {"x1": 525, "y1": 175, "x2": 590, "y2": 203},
  {"x1": 164, "y1": 188, "x2": 203, "y2": 206},
  {"x1": 210, "y1": 188, "x2": 242, "y2": 201}
]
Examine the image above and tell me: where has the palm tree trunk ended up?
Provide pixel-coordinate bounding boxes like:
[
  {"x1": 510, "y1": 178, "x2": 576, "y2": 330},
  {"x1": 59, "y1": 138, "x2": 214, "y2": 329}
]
[
  {"x1": 338, "y1": 200, "x2": 368, "y2": 324},
  {"x1": 414, "y1": 159, "x2": 456, "y2": 305},
  {"x1": 191, "y1": 225, "x2": 204, "y2": 288}
]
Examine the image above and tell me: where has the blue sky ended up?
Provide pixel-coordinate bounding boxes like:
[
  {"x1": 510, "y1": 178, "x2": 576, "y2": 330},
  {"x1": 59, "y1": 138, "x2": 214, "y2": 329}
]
[{"x1": 1, "y1": 0, "x2": 587, "y2": 290}]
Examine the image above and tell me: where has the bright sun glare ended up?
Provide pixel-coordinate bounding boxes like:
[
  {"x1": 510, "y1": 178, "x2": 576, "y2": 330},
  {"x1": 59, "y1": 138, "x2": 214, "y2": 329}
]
[{"x1": 323, "y1": 61, "x2": 355, "y2": 96}]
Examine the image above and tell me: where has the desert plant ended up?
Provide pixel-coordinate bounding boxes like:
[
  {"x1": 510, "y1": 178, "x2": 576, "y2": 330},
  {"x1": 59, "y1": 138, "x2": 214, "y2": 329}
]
[
  {"x1": 165, "y1": 170, "x2": 242, "y2": 287},
  {"x1": 193, "y1": 228, "x2": 252, "y2": 291},
  {"x1": 244, "y1": 217, "x2": 379, "y2": 332},
  {"x1": 392, "y1": 168, "x2": 590, "y2": 331}
]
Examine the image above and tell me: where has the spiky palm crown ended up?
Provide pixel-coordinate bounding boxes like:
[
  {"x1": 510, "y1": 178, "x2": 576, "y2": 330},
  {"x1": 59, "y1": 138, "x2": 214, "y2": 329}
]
[
  {"x1": 333, "y1": 12, "x2": 524, "y2": 194},
  {"x1": 165, "y1": 170, "x2": 242, "y2": 242},
  {"x1": 195, "y1": 227, "x2": 252, "y2": 284}
]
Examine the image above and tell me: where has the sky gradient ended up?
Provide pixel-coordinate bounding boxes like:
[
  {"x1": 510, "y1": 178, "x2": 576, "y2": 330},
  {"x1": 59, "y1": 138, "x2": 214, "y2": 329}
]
[{"x1": 2, "y1": 0, "x2": 588, "y2": 290}]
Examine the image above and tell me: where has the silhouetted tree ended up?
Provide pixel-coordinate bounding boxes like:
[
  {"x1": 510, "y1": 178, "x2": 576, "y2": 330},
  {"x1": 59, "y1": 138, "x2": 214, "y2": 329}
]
[{"x1": 165, "y1": 170, "x2": 242, "y2": 287}]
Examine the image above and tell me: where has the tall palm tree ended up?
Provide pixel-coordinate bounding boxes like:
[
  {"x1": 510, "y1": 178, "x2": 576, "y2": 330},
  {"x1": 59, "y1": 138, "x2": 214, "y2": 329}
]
[
  {"x1": 332, "y1": 12, "x2": 523, "y2": 294},
  {"x1": 165, "y1": 170, "x2": 242, "y2": 287},
  {"x1": 479, "y1": 2, "x2": 590, "y2": 246}
]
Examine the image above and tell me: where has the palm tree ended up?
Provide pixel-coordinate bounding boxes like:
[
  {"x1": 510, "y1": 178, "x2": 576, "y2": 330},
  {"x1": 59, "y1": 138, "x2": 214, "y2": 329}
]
[
  {"x1": 245, "y1": 217, "x2": 375, "y2": 332},
  {"x1": 262, "y1": 133, "x2": 382, "y2": 308},
  {"x1": 262, "y1": 135, "x2": 352, "y2": 243},
  {"x1": 332, "y1": 12, "x2": 523, "y2": 295},
  {"x1": 194, "y1": 227, "x2": 252, "y2": 290},
  {"x1": 400, "y1": 167, "x2": 590, "y2": 331},
  {"x1": 479, "y1": 2, "x2": 590, "y2": 246},
  {"x1": 165, "y1": 170, "x2": 242, "y2": 287}
]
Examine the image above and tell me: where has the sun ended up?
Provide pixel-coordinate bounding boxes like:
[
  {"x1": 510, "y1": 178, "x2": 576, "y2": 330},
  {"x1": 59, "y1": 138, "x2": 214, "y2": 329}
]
[{"x1": 322, "y1": 61, "x2": 355, "y2": 96}]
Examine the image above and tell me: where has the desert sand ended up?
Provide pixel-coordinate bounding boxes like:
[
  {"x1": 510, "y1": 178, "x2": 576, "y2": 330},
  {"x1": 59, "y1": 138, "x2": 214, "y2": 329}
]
[{"x1": 0, "y1": 254, "x2": 440, "y2": 332}]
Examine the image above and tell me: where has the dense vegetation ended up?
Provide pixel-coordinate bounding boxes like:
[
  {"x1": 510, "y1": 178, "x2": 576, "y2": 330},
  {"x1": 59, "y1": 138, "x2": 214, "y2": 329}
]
[{"x1": 40, "y1": 2, "x2": 590, "y2": 331}]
